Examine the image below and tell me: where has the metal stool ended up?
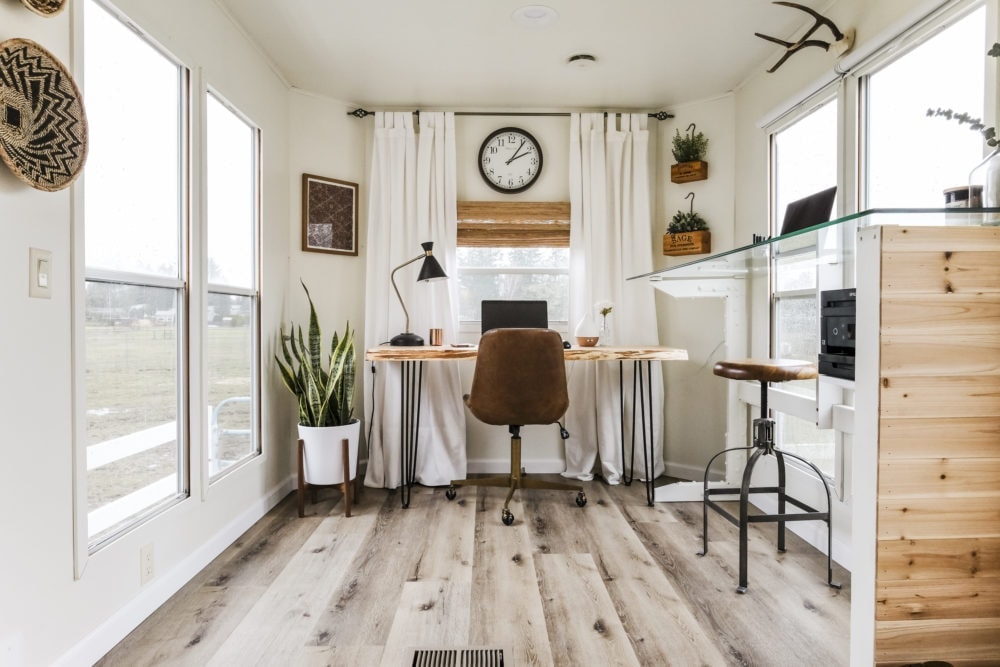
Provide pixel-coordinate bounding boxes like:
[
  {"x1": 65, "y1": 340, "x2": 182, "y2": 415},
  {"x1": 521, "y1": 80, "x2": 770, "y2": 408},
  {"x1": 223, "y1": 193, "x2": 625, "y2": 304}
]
[{"x1": 697, "y1": 358, "x2": 840, "y2": 594}]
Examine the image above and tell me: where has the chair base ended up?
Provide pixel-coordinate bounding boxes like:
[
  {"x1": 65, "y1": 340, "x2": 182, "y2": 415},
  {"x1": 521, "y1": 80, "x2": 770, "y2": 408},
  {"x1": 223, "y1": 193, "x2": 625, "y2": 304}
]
[
  {"x1": 446, "y1": 432, "x2": 586, "y2": 525},
  {"x1": 697, "y1": 418, "x2": 840, "y2": 594}
]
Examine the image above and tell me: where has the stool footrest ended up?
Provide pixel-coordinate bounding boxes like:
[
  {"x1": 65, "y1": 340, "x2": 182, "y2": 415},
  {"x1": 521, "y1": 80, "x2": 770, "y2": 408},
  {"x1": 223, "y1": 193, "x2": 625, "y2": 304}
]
[{"x1": 704, "y1": 497, "x2": 828, "y2": 528}]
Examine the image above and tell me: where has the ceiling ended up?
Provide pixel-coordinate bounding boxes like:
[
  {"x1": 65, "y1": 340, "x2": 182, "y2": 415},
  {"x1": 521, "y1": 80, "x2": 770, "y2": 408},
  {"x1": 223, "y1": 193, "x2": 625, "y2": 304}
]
[{"x1": 215, "y1": 0, "x2": 827, "y2": 112}]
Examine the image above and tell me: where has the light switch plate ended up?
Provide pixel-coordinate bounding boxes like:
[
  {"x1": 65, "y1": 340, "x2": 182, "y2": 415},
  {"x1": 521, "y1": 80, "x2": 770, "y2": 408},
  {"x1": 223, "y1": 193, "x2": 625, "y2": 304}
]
[{"x1": 29, "y1": 247, "x2": 52, "y2": 299}]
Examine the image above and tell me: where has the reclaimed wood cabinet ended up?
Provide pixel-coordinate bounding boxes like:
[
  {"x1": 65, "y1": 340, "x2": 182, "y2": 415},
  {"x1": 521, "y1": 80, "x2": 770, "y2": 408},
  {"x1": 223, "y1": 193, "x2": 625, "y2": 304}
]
[
  {"x1": 635, "y1": 211, "x2": 1000, "y2": 665},
  {"x1": 854, "y1": 223, "x2": 1000, "y2": 665}
]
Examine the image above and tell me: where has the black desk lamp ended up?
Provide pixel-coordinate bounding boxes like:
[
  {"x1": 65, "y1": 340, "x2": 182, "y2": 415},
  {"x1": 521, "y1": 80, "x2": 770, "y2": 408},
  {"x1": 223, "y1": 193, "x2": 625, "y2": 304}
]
[{"x1": 389, "y1": 241, "x2": 447, "y2": 346}]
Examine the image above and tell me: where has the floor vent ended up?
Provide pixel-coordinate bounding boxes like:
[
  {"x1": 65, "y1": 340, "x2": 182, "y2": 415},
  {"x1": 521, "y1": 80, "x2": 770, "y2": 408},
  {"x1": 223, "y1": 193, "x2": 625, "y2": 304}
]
[{"x1": 407, "y1": 646, "x2": 507, "y2": 667}]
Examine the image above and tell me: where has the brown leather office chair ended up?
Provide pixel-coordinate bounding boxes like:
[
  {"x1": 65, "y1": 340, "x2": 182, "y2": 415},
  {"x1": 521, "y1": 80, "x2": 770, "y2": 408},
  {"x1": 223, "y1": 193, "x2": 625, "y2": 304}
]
[{"x1": 445, "y1": 327, "x2": 587, "y2": 525}]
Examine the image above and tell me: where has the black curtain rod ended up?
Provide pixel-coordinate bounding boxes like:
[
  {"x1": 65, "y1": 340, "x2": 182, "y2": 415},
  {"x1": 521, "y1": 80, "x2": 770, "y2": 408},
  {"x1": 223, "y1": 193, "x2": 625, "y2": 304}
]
[{"x1": 347, "y1": 108, "x2": 674, "y2": 120}]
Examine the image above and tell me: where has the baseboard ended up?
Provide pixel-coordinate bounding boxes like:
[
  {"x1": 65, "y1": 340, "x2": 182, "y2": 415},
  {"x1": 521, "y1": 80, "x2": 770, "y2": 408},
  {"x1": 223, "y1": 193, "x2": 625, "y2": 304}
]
[
  {"x1": 654, "y1": 480, "x2": 725, "y2": 502},
  {"x1": 57, "y1": 476, "x2": 295, "y2": 667},
  {"x1": 663, "y1": 460, "x2": 706, "y2": 482}
]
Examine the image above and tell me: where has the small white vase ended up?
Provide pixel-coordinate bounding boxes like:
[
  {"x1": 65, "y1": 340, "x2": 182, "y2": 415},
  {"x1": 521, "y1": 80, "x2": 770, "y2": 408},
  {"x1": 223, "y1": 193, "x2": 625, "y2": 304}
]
[
  {"x1": 298, "y1": 419, "x2": 360, "y2": 485},
  {"x1": 598, "y1": 317, "x2": 612, "y2": 345}
]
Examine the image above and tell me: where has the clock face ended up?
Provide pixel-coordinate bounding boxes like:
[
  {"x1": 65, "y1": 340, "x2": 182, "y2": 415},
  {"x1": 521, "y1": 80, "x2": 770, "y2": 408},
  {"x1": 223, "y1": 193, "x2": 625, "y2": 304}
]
[{"x1": 478, "y1": 127, "x2": 543, "y2": 194}]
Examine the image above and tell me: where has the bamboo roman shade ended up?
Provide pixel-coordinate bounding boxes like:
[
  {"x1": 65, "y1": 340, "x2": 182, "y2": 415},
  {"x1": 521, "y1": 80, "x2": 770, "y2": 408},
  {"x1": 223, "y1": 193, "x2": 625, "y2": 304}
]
[{"x1": 457, "y1": 201, "x2": 570, "y2": 248}]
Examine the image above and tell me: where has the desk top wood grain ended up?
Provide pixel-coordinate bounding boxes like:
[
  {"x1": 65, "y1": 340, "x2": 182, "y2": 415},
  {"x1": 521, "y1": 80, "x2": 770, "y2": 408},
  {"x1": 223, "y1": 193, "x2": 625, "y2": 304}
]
[{"x1": 365, "y1": 345, "x2": 688, "y2": 362}]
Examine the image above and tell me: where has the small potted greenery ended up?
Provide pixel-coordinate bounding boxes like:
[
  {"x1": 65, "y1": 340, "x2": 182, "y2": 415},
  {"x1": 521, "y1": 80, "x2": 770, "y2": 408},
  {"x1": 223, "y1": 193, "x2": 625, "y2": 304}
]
[
  {"x1": 664, "y1": 192, "x2": 711, "y2": 256},
  {"x1": 275, "y1": 280, "x2": 359, "y2": 490},
  {"x1": 670, "y1": 123, "x2": 709, "y2": 183}
]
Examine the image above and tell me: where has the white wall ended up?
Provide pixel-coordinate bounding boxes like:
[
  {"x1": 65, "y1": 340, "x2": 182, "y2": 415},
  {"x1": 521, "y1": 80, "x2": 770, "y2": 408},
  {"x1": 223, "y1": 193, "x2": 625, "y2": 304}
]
[
  {"x1": 285, "y1": 91, "x2": 369, "y2": 432},
  {"x1": 0, "y1": 1, "x2": 300, "y2": 664},
  {"x1": 653, "y1": 96, "x2": 738, "y2": 479}
]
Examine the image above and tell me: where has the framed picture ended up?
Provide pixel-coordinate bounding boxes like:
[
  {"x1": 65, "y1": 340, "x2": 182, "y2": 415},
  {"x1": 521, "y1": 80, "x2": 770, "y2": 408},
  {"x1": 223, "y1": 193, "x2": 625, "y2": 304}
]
[{"x1": 301, "y1": 173, "x2": 358, "y2": 255}]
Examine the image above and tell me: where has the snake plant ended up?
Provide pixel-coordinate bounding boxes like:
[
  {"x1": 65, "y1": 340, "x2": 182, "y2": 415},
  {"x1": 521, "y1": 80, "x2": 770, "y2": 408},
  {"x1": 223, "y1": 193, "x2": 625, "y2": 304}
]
[{"x1": 275, "y1": 280, "x2": 356, "y2": 427}]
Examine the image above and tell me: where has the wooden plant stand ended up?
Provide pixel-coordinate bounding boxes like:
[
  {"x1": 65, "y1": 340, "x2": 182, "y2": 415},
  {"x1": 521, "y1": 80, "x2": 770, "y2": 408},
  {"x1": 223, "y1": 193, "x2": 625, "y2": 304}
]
[{"x1": 297, "y1": 438, "x2": 359, "y2": 518}]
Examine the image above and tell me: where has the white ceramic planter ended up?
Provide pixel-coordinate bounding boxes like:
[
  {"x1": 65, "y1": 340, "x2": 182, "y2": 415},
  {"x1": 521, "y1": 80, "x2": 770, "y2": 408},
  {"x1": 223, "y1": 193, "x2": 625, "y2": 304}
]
[{"x1": 298, "y1": 419, "x2": 360, "y2": 485}]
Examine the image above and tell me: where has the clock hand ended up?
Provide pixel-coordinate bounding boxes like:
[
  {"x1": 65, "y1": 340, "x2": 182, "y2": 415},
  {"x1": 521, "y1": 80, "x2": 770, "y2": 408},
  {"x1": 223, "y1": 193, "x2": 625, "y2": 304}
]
[
  {"x1": 507, "y1": 151, "x2": 531, "y2": 163},
  {"x1": 505, "y1": 139, "x2": 526, "y2": 165}
]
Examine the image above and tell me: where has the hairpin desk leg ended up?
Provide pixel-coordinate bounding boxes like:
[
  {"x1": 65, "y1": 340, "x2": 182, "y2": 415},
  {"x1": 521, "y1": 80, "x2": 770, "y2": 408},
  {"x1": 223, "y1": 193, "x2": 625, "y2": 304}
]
[
  {"x1": 399, "y1": 360, "x2": 423, "y2": 508},
  {"x1": 619, "y1": 360, "x2": 656, "y2": 506}
]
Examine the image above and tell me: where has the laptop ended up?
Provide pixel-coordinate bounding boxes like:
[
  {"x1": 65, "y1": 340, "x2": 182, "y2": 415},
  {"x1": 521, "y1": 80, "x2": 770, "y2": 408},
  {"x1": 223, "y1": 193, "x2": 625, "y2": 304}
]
[
  {"x1": 779, "y1": 186, "x2": 837, "y2": 236},
  {"x1": 480, "y1": 300, "x2": 548, "y2": 334}
]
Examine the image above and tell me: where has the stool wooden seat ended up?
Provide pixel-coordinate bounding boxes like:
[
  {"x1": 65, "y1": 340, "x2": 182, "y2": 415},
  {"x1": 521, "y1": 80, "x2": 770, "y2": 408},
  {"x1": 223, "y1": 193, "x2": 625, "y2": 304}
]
[
  {"x1": 713, "y1": 358, "x2": 818, "y2": 383},
  {"x1": 698, "y1": 358, "x2": 839, "y2": 594}
]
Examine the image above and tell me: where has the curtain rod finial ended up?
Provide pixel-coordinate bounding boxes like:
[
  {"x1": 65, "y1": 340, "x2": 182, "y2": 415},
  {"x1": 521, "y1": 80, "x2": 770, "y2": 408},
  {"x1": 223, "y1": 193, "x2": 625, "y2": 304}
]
[{"x1": 348, "y1": 107, "x2": 373, "y2": 118}]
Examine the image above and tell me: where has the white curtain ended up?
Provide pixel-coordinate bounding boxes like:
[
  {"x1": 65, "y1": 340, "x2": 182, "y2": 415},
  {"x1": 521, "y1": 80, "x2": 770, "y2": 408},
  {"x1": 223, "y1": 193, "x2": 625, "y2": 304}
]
[
  {"x1": 363, "y1": 111, "x2": 466, "y2": 488},
  {"x1": 563, "y1": 113, "x2": 665, "y2": 483}
]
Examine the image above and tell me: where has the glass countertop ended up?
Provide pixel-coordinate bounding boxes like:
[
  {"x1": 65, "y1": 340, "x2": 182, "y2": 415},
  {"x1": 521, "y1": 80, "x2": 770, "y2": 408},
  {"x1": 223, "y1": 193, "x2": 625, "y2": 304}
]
[{"x1": 629, "y1": 207, "x2": 999, "y2": 282}]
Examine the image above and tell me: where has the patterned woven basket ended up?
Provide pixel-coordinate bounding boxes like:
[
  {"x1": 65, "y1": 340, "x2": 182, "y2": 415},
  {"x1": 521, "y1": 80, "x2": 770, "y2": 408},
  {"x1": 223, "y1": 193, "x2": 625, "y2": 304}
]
[{"x1": 0, "y1": 38, "x2": 88, "y2": 191}]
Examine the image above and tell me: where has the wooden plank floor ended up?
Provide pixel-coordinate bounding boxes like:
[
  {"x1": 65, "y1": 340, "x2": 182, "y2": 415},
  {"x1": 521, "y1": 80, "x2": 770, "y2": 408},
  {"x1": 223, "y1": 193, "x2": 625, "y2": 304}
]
[{"x1": 98, "y1": 475, "x2": 851, "y2": 666}]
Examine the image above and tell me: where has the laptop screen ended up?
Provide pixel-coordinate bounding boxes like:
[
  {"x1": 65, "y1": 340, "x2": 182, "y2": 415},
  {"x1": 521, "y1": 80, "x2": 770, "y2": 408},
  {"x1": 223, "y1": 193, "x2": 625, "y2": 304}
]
[
  {"x1": 779, "y1": 186, "x2": 837, "y2": 236},
  {"x1": 481, "y1": 300, "x2": 548, "y2": 334}
]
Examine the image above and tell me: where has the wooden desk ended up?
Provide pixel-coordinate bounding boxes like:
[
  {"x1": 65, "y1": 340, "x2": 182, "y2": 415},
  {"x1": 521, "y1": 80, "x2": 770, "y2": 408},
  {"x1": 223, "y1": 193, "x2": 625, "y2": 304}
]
[{"x1": 366, "y1": 344, "x2": 688, "y2": 507}]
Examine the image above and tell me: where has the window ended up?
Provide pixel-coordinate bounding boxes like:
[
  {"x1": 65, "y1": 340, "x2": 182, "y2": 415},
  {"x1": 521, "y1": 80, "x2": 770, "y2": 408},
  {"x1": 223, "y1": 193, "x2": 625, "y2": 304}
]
[
  {"x1": 769, "y1": 97, "x2": 838, "y2": 478},
  {"x1": 83, "y1": 0, "x2": 188, "y2": 547},
  {"x1": 206, "y1": 92, "x2": 260, "y2": 478},
  {"x1": 456, "y1": 202, "x2": 570, "y2": 332},
  {"x1": 865, "y1": 5, "x2": 986, "y2": 207}
]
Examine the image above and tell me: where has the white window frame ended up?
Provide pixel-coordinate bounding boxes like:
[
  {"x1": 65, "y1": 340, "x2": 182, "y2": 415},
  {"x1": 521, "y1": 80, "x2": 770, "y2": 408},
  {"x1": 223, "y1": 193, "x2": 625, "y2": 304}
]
[
  {"x1": 765, "y1": 89, "x2": 847, "y2": 491},
  {"x1": 455, "y1": 201, "x2": 571, "y2": 339},
  {"x1": 204, "y1": 89, "x2": 262, "y2": 483},
  {"x1": 75, "y1": 0, "x2": 191, "y2": 568}
]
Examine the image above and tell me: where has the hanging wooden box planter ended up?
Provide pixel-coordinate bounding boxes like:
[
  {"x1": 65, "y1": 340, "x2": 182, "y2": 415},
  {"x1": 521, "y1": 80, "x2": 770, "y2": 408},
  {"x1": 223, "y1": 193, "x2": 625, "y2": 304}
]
[
  {"x1": 670, "y1": 160, "x2": 708, "y2": 184},
  {"x1": 663, "y1": 230, "x2": 711, "y2": 256}
]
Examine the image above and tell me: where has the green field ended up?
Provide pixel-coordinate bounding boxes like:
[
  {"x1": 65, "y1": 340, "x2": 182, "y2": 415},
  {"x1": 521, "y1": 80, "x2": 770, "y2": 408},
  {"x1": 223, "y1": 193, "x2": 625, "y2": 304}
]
[{"x1": 86, "y1": 322, "x2": 254, "y2": 510}]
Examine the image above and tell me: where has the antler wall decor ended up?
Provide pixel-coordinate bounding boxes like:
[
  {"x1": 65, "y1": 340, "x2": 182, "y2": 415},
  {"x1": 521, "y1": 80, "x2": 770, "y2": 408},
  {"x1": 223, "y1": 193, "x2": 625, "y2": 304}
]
[{"x1": 755, "y1": 1, "x2": 854, "y2": 73}]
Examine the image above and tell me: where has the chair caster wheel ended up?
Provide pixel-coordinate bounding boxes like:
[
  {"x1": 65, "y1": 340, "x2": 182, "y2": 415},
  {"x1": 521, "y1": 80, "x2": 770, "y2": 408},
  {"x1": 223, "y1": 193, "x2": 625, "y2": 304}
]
[
  {"x1": 501, "y1": 508, "x2": 514, "y2": 526},
  {"x1": 445, "y1": 486, "x2": 456, "y2": 500},
  {"x1": 576, "y1": 491, "x2": 587, "y2": 507}
]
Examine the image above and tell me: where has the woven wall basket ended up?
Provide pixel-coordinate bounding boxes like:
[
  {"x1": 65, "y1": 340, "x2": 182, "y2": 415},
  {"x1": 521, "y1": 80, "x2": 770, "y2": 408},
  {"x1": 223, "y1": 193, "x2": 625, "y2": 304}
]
[
  {"x1": 21, "y1": 0, "x2": 67, "y2": 18},
  {"x1": 0, "y1": 38, "x2": 88, "y2": 191}
]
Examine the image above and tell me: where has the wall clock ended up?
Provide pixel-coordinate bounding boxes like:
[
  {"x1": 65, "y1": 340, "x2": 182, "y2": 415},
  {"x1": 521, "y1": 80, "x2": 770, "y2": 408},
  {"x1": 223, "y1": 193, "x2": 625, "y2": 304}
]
[{"x1": 478, "y1": 127, "x2": 542, "y2": 194}]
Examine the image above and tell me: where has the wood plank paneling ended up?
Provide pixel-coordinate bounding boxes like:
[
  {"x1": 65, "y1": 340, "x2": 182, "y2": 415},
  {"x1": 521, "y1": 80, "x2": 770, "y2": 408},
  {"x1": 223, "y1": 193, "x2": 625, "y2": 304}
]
[
  {"x1": 874, "y1": 618, "x2": 1000, "y2": 663},
  {"x1": 880, "y1": 417, "x2": 1000, "y2": 459},
  {"x1": 881, "y1": 250, "x2": 1000, "y2": 294},
  {"x1": 875, "y1": 226, "x2": 1000, "y2": 664},
  {"x1": 878, "y1": 458, "x2": 1000, "y2": 499},
  {"x1": 876, "y1": 578, "x2": 1000, "y2": 620},
  {"x1": 881, "y1": 294, "x2": 1000, "y2": 334},
  {"x1": 878, "y1": 537, "x2": 1000, "y2": 581},
  {"x1": 877, "y1": 497, "x2": 1000, "y2": 540},
  {"x1": 880, "y1": 226, "x2": 1000, "y2": 253},
  {"x1": 879, "y1": 334, "x2": 1000, "y2": 375},
  {"x1": 879, "y1": 375, "x2": 1000, "y2": 418}
]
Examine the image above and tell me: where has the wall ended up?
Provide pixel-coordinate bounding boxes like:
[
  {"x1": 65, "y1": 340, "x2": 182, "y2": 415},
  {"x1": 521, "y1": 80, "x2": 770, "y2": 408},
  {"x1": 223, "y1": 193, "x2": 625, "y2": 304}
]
[
  {"x1": 653, "y1": 96, "x2": 737, "y2": 480},
  {"x1": 0, "y1": 1, "x2": 302, "y2": 664}
]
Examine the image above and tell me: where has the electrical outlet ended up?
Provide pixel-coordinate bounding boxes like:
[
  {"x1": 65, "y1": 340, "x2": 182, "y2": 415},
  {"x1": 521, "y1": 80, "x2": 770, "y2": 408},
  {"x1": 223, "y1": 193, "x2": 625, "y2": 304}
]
[{"x1": 140, "y1": 543, "x2": 154, "y2": 585}]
